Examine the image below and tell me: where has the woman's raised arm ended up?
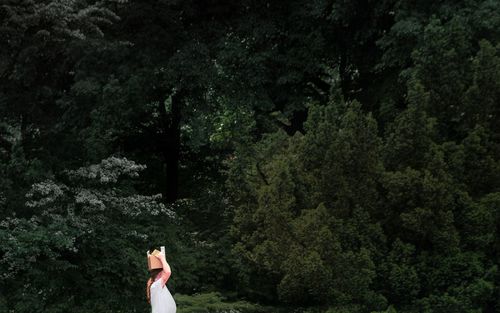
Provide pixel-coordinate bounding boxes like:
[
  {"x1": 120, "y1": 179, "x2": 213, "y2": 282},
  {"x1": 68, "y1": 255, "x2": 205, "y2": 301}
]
[{"x1": 156, "y1": 252, "x2": 172, "y2": 287}]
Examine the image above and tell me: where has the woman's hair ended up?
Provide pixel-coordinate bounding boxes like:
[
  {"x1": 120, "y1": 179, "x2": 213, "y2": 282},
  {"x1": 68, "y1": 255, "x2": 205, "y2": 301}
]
[{"x1": 146, "y1": 267, "x2": 163, "y2": 304}]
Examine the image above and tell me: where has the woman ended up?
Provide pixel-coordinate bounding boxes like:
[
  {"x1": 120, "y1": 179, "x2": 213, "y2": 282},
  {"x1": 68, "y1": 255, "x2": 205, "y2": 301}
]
[{"x1": 146, "y1": 250, "x2": 176, "y2": 313}]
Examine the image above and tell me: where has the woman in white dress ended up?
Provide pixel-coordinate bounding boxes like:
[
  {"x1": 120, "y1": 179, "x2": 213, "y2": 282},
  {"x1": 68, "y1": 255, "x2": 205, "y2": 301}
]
[{"x1": 146, "y1": 250, "x2": 177, "y2": 313}]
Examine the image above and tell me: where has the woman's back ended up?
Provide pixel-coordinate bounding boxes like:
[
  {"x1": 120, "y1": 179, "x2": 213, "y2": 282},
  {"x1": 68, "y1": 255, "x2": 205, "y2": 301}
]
[{"x1": 150, "y1": 278, "x2": 176, "y2": 313}]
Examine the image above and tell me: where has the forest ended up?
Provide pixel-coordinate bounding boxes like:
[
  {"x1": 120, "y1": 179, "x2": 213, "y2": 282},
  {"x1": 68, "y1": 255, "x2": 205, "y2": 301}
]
[{"x1": 1, "y1": 0, "x2": 500, "y2": 312}]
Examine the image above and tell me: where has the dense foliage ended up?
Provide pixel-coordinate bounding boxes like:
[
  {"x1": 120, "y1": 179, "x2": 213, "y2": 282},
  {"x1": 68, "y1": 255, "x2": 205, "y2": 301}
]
[{"x1": 1, "y1": 0, "x2": 499, "y2": 312}]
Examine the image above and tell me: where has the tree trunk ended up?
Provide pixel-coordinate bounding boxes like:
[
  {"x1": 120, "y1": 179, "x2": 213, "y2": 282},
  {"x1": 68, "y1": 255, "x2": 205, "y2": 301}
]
[
  {"x1": 159, "y1": 90, "x2": 183, "y2": 203},
  {"x1": 339, "y1": 44, "x2": 350, "y2": 100}
]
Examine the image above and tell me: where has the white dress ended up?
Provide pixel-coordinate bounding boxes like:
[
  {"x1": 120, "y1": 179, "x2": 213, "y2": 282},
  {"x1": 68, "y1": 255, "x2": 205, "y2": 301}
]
[{"x1": 150, "y1": 277, "x2": 176, "y2": 313}]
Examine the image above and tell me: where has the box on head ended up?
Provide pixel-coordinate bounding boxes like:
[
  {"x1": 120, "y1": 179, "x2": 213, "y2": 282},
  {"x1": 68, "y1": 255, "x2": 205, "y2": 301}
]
[{"x1": 147, "y1": 246, "x2": 165, "y2": 270}]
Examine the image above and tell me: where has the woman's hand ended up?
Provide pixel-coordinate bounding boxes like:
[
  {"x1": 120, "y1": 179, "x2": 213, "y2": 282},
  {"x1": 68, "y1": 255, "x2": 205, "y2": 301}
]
[{"x1": 155, "y1": 251, "x2": 167, "y2": 261}]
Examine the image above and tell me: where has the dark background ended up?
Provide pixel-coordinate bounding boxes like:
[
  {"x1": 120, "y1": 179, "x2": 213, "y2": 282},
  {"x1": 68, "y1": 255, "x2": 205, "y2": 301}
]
[{"x1": 1, "y1": 0, "x2": 500, "y2": 312}]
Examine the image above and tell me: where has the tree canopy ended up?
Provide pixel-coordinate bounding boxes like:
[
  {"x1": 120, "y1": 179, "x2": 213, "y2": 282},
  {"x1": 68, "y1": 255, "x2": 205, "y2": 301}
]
[{"x1": 1, "y1": 0, "x2": 500, "y2": 312}]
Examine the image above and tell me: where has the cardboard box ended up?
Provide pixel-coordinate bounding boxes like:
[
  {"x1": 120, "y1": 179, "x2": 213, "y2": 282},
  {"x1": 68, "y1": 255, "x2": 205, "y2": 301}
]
[{"x1": 147, "y1": 248, "x2": 163, "y2": 270}]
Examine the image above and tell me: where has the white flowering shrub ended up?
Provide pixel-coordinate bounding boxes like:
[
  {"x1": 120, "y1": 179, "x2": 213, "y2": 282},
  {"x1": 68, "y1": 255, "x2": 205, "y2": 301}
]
[
  {"x1": 0, "y1": 156, "x2": 179, "y2": 312},
  {"x1": 67, "y1": 156, "x2": 147, "y2": 183},
  {"x1": 25, "y1": 180, "x2": 67, "y2": 209}
]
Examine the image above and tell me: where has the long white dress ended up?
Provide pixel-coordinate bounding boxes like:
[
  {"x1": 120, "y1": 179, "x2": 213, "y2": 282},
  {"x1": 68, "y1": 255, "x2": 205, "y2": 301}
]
[{"x1": 150, "y1": 277, "x2": 176, "y2": 313}]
